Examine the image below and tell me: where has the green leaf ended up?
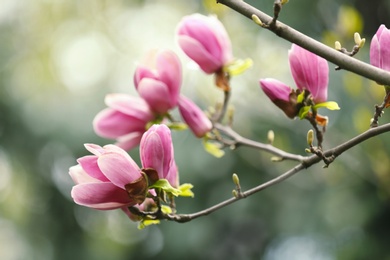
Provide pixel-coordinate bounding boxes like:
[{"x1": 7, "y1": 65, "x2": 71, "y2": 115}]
[
  {"x1": 166, "y1": 122, "x2": 188, "y2": 131},
  {"x1": 298, "y1": 106, "x2": 311, "y2": 119},
  {"x1": 149, "y1": 179, "x2": 181, "y2": 197},
  {"x1": 160, "y1": 205, "x2": 173, "y2": 214},
  {"x1": 178, "y1": 183, "x2": 194, "y2": 197},
  {"x1": 203, "y1": 140, "x2": 225, "y2": 158},
  {"x1": 313, "y1": 101, "x2": 340, "y2": 110},
  {"x1": 225, "y1": 58, "x2": 253, "y2": 76},
  {"x1": 138, "y1": 219, "x2": 160, "y2": 230},
  {"x1": 296, "y1": 91, "x2": 305, "y2": 104}
]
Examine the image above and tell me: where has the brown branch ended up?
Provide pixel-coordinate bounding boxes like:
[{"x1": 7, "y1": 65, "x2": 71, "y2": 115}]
[
  {"x1": 214, "y1": 122, "x2": 305, "y2": 162},
  {"x1": 217, "y1": 0, "x2": 390, "y2": 86},
  {"x1": 159, "y1": 122, "x2": 390, "y2": 223}
]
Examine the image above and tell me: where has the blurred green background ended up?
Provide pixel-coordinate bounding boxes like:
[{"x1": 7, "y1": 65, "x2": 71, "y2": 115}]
[{"x1": 1, "y1": 0, "x2": 390, "y2": 259}]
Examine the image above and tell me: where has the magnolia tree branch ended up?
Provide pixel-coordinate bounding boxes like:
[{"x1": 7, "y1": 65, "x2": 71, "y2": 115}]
[
  {"x1": 214, "y1": 122, "x2": 306, "y2": 162},
  {"x1": 164, "y1": 122, "x2": 390, "y2": 223},
  {"x1": 217, "y1": 0, "x2": 390, "y2": 86}
]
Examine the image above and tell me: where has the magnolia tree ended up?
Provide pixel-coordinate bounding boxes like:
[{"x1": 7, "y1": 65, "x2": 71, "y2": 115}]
[{"x1": 69, "y1": 0, "x2": 390, "y2": 229}]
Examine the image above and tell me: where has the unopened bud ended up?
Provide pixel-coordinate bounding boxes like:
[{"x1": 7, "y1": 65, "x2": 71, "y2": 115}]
[
  {"x1": 307, "y1": 129, "x2": 314, "y2": 146},
  {"x1": 359, "y1": 38, "x2": 365, "y2": 48},
  {"x1": 232, "y1": 190, "x2": 238, "y2": 198},
  {"x1": 267, "y1": 130, "x2": 275, "y2": 144},
  {"x1": 305, "y1": 148, "x2": 312, "y2": 153},
  {"x1": 281, "y1": 0, "x2": 289, "y2": 5},
  {"x1": 335, "y1": 41, "x2": 342, "y2": 51},
  {"x1": 354, "y1": 32, "x2": 362, "y2": 46},
  {"x1": 270, "y1": 156, "x2": 283, "y2": 162},
  {"x1": 232, "y1": 173, "x2": 240, "y2": 186},
  {"x1": 251, "y1": 14, "x2": 264, "y2": 27}
]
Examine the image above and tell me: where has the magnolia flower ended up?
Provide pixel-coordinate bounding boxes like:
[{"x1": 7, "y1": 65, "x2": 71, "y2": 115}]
[
  {"x1": 140, "y1": 124, "x2": 178, "y2": 188},
  {"x1": 370, "y1": 24, "x2": 390, "y2": 72},
  {"x1": 134, "y1": 49, "x2": 182, "y2": 114},
  {"x1": 260, "y1": 44, "x2": 332, "y2": 119},
  {"x1": 260, "y1": 78, "x2": 291, "y2": 103},
  {"x1": 70, "y1": 125, "x2": 178, "y2": 210},
  {"x1": 178, "y1": 95, "x2": 212, "y2": 137},
  {"x1": 259, "y1": 78, "x2": 298, "y2": 118},
  {"x1": 93, "y1": 94, "x2": 154, "y2": 151},
  {"x1": 176, "y1": 13, "x2": 233, "y2": 74},
  {"x1": 288, "y1": 44, "x2": 329, "y2": 103},
  {"x1": 70, "y1": 144, "x2": 147, "y2": 210}
]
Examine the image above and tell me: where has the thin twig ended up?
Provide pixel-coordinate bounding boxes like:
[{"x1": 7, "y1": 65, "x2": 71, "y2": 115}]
[
  {"x1": 371, "y1": 91, "x2": 390, "y2": 127},
  {"x1": 157, "y1": 122, "x2": 390, "y2": 223},
  {"x1": 214, "y1": 122, "x2": 306, "y2": 162},
  {"x1": 217, "y1": 0, "x2": 390, "y2": 86}
]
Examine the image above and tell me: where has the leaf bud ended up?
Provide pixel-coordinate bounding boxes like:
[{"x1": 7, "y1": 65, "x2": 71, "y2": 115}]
[
  {"x1": 251, "y1": 14, "x2": 264, "y2": 27},
  {"x1": 307, "y1": 129, "x2": 314, "y2": 146},
  {"x1": 232, "y1": 173, "x2": 240, "y2": 186},
  {"x1": 267, "y1": 130, "x2": 275, "y2": 144},
  {"x1": 335, "y1": 41, "x2": 342, "y2": 51}
]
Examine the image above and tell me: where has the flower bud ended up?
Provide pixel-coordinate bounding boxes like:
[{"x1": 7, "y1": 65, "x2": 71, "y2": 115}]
[
  {"x1": 134, "y1": 49, "x2": 182, "y2": 114},
  {"x1": 288, "y1": 44, "x2": 329, "y2": 103},
  {"x1": 178, "y1": 95, "x2": 212, "y2": 138},
  {"x1": 176, "y1": 13, "x2": 233, "y2": 74},
  {"x1": 259, "y1": 78, "x2": 298, "y2": 118},
  {"x1": 370, "y1": 24, "x2": 390, "y2": 73}
]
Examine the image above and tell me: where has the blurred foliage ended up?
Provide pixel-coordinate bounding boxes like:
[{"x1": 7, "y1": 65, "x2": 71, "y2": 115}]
[{"x1": 0, "y1": 0, "x2": 390, "y2": 259}]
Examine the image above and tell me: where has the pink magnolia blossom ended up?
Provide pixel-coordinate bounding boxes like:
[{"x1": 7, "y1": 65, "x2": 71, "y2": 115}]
[
  {"x1": 134, "y1": 49, "x2": 182, "y2": 114},
  {"x1": 260, "y1": 78, "x2": 291, "y2": 102},
  {"x1": 178, "y1": 95, "x2": 212, "y2": 138},
  {"x1": 259, "y1": 78, "x2": 298, "y2": 118},
  {"x1": 70, "y1": 125, "x2": 179, "y2": 211},
  {"x1": 370, "y1": 24, "x2": 390, "y2": 72},
  {"x1": 70, "y1": 144, "x2": 146, "y2": 210},
  {"x1": 288, "y1": 44, "x2": 329, "y2": 103},
  {"x1": 140, "y1": 124, "x2": 178, "y2": 188},
  {"x1": 93, "y1": 93, "x2": 154, "y2": 151},
  {"x1": 176, "y1": 13, "x2": 233, "y2": 74}
]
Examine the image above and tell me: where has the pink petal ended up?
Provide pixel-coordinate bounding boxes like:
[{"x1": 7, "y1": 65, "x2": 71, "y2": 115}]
[
  {"x1": 178, "y1": 36, "x2": 221, "y2": 73},
  {"x1": 379, "y1": 27, "x2": 390, "y2": 71},
  {"x1": 178, "y1": 95, "x2": 212, "y2": 138},
  {"x1": 370, "y1": 35, "x2": 381, "y2": 68},
  {"x1": 156, "y1": 50, "x2": 182, "y2": 106},
  {"x1": 137, "y1": 78, "x2": 175, "y2": 114},
  {"x1": 140, "y1": 124, "x2": 174, "y2": 180},
  {"x1": 289, "y1": 44, "x2": 328, "y2": 102},
  {"x1": 115, "y1": 132, "x2": 144, "y2": 151},
  {"x1": 71, "y1": 182, "x2": 134, "y2": 210},
  {"x1": 84, "y1": 143, "x2": 104, "y2": 156},
  {"x1": 104, "y1": 94, "x2": 154, "y2": 121},
  {"x1": 140, "y1": 130, "x2": 165, "y2": 177},
  {"x1": 93, "y1": 108, "x2": 147, "y2": 139},
  {"x1": 69, "y1": 165, "x2": 102, "y2": 184},
  {"x1": 165, "y1": 161, "x2": 179, "y2": 188},
  {"x1": 77, "y1": 155, "x2": 110, "y2": 182},
  {"x1": 259, "y1": 78, "x2": 291, "y2": 102},
  {"x1": 133, "y1": 65, "x2": 158, "y2": 88},
  {"x1": 98, "y1": 151, "x2": 141, "y2": 189}
]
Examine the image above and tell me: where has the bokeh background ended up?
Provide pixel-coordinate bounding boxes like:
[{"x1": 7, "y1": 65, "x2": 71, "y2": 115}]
[{"x1": 1, "y1": 0, "x2": 390, "y2": 259}]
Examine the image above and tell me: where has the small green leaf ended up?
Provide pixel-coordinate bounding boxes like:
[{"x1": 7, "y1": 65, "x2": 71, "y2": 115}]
[
  {"x1": 225, "y1": 58, "x2": 253, "y2": 76},
  {"x1": 313, "y1": 101, "x2": 340, "y2": 110},
  {"x1": 178, "y1": 183, "x2": 194, "y2": 197},
  {"x1": 138, "y1": 219, "x2": 160, "y2": 230},
  {"x1": 166, "y1": 122, "x2": 188, "y2": 131},
  {"x1": 298, "y1": 106, "x2": 311, "y2": 119},
  {"x1": 149, "y1": 179, "x2": 181, "y2": 197},
  {"x1": 203, "y1": 140, "x2": 225, "y2": 158},
  {"x1": 296, "y1": 91, "x2": 305, "y2": 104},
  {"x1": 160, "y1": 205, "x2": 173, "y2": 214}
]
